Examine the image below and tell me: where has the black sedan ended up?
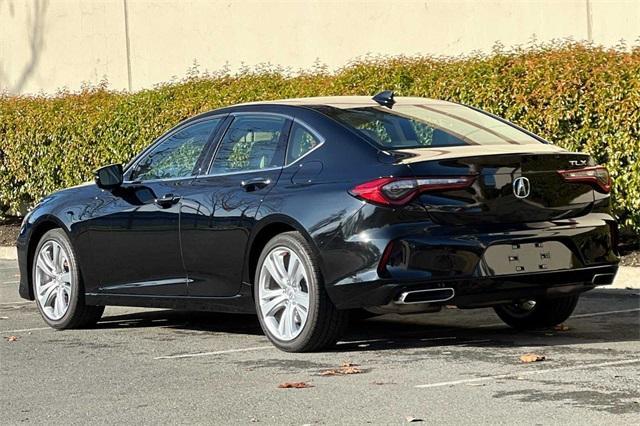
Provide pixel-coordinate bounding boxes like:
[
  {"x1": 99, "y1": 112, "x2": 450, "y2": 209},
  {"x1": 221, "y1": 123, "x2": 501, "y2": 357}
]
[{"x1": 16, "y1": 92, "x2": 619, "y2": 352}]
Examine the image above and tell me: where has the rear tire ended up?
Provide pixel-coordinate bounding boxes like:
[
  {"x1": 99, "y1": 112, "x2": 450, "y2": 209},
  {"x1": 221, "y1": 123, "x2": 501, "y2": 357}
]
[
  {"x1": 494, "y1": 295, "x2": 579, "y2": 330},
  {"x1": 32, "y1": 229, "x2": 104, "y2": 329},
  {"x1": 254, "y1": 231, "x2": 348, "y2": 352}
]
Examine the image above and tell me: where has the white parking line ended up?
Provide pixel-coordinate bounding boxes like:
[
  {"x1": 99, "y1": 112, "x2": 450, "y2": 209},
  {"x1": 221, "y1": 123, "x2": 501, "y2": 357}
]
[
  {"x1": 1, "y1": 326, "x2": 50, "y2": 333},
  {"x1": 415, "y1": 359, "x2": 640, "y2": 388},
  {"x1": 572, "y1": 308, "x2": 640, "y2": 318},
  {"x1": 0, "y1": 301, "x2": 32, "y2": 306},
  {"x1": 474, "y1": 307, "x2": 640, "y2": 329},
  {"x1": 0, "y1": 281, "x2": 19, "y2": 285},
  {"x1": 0, "y1": 268, "x2": 18, "y2": 271},
  {"x1": 154, "y1": 345, "x2": 274, "y2": 360}
]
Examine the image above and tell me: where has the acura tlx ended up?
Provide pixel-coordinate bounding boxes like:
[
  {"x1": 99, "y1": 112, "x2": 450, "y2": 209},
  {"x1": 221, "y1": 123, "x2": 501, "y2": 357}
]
[{"x1": 17, "y1": 91, "x2": 618, "y2": 352}]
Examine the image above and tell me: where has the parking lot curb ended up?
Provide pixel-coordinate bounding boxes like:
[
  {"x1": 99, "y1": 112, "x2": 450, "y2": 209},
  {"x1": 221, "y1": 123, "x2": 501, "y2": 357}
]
[
  {"x1": 611, "y1": 266, "x2": 640, "y2": 289},
  {"x1": 0, "y1": 246, "x2": 17, "y2": 260}
]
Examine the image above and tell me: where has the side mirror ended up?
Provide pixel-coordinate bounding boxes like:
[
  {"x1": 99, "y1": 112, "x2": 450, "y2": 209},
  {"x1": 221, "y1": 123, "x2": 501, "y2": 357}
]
[{"x1": 95, "y1": 164, "x2": 123, "y2": 190}]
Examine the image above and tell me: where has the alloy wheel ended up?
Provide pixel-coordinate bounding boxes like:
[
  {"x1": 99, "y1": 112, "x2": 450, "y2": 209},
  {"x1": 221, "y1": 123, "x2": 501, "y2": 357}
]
[
  {"x1": 34, "y1": 240, "x2": 73, "y2": 321},
  {"x1": 258, "y1": 246, "x2": 310, "y2": 341}
]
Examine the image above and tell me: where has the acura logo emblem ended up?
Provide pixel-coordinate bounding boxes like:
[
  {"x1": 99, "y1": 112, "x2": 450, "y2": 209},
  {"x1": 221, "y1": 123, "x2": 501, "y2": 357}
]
[{"x1": 513, "y1": 176, "x2": 531, "y2": 199}]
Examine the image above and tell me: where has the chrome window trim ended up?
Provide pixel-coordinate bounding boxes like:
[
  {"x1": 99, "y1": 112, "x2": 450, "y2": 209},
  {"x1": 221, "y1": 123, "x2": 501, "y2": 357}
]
[
  {"x1": 122, "y1": 175, "x2": 198, "y2": 185},
  {"x1": 197, "y1": 166, "x2": 282, "y2": 179},
  {"x1": 123, "y1": 115, "x2": 226, "y2": 184},
  {"x1": 123, "y1": 112, "x2": 327, "y2": 184}
]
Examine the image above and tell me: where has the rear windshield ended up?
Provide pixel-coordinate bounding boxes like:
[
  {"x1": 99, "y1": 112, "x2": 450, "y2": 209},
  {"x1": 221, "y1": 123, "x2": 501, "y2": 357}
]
[{"x1": 318, "y1": 104, "x2": 542, "y2": 148}]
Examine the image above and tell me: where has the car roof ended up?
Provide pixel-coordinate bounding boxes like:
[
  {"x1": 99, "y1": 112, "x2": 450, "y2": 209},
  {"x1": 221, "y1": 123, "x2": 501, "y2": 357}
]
[{"x1": 236, "y1": 96, "x2": 455, "y2": 109}]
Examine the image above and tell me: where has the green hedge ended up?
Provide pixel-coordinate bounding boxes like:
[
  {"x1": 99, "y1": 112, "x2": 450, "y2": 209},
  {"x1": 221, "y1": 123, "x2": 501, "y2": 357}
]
[{"x1": 1, "y1": 42, "x2": 639, "y2": 235}]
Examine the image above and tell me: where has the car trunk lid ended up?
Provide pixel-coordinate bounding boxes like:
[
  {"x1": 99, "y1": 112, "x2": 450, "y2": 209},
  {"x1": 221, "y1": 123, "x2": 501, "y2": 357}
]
[{"x1": 394, "y1": 146, "x2": 596, "y2": 225}]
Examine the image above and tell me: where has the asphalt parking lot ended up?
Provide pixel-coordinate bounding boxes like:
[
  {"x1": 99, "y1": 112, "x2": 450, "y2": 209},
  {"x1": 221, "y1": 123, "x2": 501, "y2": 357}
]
[{"x1": 1, "y1": 259, "x2": 638, "y2": 424}]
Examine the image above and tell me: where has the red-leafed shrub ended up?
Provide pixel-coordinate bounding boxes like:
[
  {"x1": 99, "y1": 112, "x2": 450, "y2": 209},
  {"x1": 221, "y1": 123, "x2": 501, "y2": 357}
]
[{"x1": 1, "y1": 42, "x2": 638, "y2": 235}]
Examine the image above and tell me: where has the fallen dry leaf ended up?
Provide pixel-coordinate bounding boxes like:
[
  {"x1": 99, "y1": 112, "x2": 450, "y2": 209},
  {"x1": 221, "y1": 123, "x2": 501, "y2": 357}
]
[
  {"x1": 520, "y1": 353, "x2": 546, "y2": 363},
  {"x1": 5, "y1": 335, "x2": 18, "y2": 342},
  {"x1": 277, "y1": 381, "x2": 313, "y2": 389},
  {"x1": 554, "y1": 324, "x2": 570, "y2": 331},
  {"x1": 405, "y1": 416, "x2": 424, "y2": 423},
  {"x1": 320, "y1": 365, "x2": 363, "y2": 376}
]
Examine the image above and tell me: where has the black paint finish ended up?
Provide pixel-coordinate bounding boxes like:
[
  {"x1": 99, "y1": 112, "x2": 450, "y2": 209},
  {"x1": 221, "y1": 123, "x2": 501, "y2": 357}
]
[{"x1": 17, "y1": 101, "x2": 619, "y2": 315}]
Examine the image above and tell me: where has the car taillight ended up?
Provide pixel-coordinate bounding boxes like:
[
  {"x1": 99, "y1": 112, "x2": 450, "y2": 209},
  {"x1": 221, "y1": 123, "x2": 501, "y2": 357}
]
[
  {"x1": 558, "y1": 166, "x2": 611, "y2": 193},
  {"x1": 350, "y1": 176, "x2": 476, "y2": 206}
]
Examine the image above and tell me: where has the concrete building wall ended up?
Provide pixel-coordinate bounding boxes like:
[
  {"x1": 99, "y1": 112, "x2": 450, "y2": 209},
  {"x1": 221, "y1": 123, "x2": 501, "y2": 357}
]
[{"x1": 1, "y1": 0, "x2": 638, "y2": 95}]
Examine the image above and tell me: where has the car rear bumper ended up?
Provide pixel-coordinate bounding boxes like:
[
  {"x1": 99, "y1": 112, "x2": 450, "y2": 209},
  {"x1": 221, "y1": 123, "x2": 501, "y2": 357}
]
[
  {"x1": 322, "y1": 210, "x2": 619, "y2": 309},
  {"x1": 328, "y1": 264, "x2": 618, "y2": 309}
]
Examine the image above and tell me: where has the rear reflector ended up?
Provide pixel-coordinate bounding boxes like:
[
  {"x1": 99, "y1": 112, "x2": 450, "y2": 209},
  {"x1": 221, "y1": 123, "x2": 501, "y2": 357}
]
[
  {"x1": 350, "y1": 176, "x2": 475, "y2": 206},
  {"x1": 558, "y1": 166, "x2": 611, "y2": 193}
]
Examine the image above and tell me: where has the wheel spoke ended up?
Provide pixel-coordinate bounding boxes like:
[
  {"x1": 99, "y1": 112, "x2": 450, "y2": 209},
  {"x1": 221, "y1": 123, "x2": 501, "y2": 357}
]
[
  {"x1": 285, "y1": 304, "x2": 296, "y2": 336},
  {"x1": 37, "y1": 251, "x2": 56, "y2": 277},
  {"x1": 264, "y1": 255, "x2": 286, "y2": 288},
  {"x1": 52, "y1": 244, "x2": 61, "y2": 272},
  {"x1": 60, "y1": 289, "x2": 69, "y2": 311},
  {"x1": 294, "y1": 291, "x2": 309, "y2": 309},
  {"x1": 59, "y1": 271, "x2": 71, "y2": 284},
  {"x1": 295, "y1": 304, "x2": 308, "y2": 325},
  {"x1": 38, "y1": 279, "x2": 56, "y2": 295},
  {"x1": 288, "y1": 255, "x2": 301, "y2": 284},
  {"x1": 39, "y1": 282, "x2": 57, "y2": 307},
  {"x1": 272, "y1": 252, "x2": 289, "y2": 284},
  {"x1": 53, "y1": 289, "x2": 64, "y2": 317},
  {"x1": 277, "y1": 304, "x2": 290, "y2": 338},
  {"x1": 261, "y1": 292, "x2": 287, "y2": 317}
]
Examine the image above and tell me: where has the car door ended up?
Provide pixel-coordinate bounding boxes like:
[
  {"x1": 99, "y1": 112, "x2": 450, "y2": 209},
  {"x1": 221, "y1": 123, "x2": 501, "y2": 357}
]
[
  {"x1": 89, "y1": 117, "x2": 224, "y2": 295},
  {"x1": 180, "y1": 113, "x2": 291, "y2": 297}
]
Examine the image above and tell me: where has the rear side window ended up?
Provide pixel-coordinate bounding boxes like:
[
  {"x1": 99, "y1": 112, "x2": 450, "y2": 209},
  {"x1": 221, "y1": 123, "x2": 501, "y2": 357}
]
[
  {"x1": 321, "y1": 104, "x2": 542, "y2": 149},
  {"x1": 286, "y1": 123, "x2": 321, "y2": 164},
  {"x1": 210, "y1": 115, "x2": 287, "y2": 174}
]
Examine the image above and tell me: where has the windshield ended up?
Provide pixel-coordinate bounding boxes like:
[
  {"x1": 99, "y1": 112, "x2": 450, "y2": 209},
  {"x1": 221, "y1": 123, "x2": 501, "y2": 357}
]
[{"x1": 318, "y1": 104, "x2": 543, "y2": 148}]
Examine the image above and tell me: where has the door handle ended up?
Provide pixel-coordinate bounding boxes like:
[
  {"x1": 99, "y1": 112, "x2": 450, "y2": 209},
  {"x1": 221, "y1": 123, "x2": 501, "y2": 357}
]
[
  {"x1": 241, "y1": 177, "x2": 271, "y2": 192},
  {"x1": 154, "y1": 193, "x2": 181, "y2": 208}
]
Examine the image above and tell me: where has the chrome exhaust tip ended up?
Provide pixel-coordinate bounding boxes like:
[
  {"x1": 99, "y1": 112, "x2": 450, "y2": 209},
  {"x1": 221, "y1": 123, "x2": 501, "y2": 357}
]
[
  {"x1": 591, "y1": 273, "x2": 615, "y2": 286},
  {"x1": 396, "y1": 288, "x2": 455, "y2": 304}
]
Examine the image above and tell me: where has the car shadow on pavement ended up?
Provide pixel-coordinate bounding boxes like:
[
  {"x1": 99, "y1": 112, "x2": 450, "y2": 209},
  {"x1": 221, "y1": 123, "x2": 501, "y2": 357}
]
[{"x1": 95, "y1": 289, "x2": 639, "y2": 352}]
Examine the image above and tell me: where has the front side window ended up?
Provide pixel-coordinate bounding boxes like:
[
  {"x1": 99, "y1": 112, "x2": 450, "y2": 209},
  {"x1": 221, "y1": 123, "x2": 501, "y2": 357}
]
[
  {"x1": 286, "y1": 123, "x2": 321, "y2": 164},
  {"x1": 210, "y1": 115, "x2": 287, "y2": 174},
  {"x1": 130, "y1": 119, "x2": 221, "y2": 181},
  {"x1": 318, "y1": 104, "x2": 542, "y2": 149}
]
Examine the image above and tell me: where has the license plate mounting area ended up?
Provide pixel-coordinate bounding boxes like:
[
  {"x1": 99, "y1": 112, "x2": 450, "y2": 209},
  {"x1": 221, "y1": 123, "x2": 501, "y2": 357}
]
[{"x1": 481, "y1": 241, "x2": 573, "y2": 275}]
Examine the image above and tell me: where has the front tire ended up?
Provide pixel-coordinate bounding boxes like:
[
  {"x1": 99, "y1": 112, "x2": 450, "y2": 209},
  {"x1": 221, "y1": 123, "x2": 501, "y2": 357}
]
[
  {"x1": 254, "y1": 231, "x2": 348, "y2": 352},
  {"x1": 494, "y1": 295, "x2": 579, "y2": 330},
  {"x1": 32, "y1": 229, "x2": 104, "y2": 329}
]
